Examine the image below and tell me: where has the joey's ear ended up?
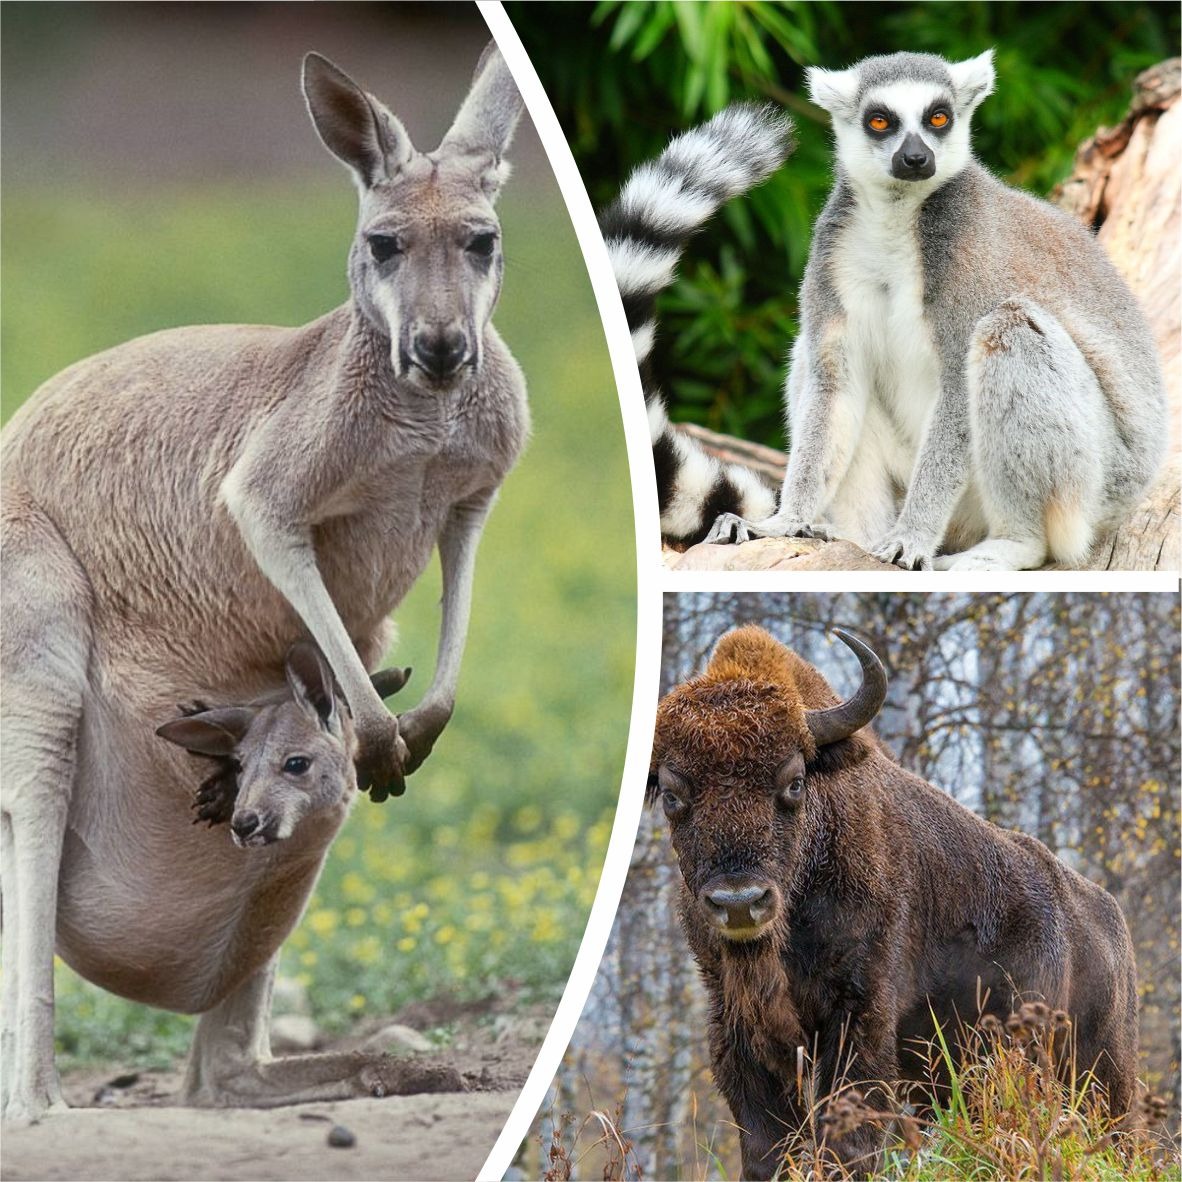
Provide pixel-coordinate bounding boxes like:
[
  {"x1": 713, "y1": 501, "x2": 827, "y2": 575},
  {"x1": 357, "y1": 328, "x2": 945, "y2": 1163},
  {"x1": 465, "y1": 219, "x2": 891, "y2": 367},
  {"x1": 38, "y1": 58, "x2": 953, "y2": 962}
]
[
  {"x1": 948, "y1": 50, "x2": 995, "y2": 111},
  {"x1": 302, "y1": 52, "x2": 413, "y2": 188},
  {"x1": 439, "y1": 42, "x2": 523, "y2": 196},
  {"x1": 156, "y1": 708, "x2": 256, "y2": 757},
  {"x1": 805, "y1": 65, "x2": 861, "y2": 119},
  {"x1": 285, "y1": 641, "x2": 339, "y2": 730}
]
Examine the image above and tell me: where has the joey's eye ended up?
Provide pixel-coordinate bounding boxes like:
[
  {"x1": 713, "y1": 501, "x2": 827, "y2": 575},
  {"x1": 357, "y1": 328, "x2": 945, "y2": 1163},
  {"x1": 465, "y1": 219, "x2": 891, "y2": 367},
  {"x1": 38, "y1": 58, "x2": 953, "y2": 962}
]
[
  {"x1": 283, "y1": 756, "x2": 311, "y2": 775},
  {"x1": 867, "y1": 113, "x2": 891, "y2": 133},
  {"x1": 368, "y1": 234, "x2": 402, "y2": 263},
  {"x1": 466, "y1": 231, "x2": 497, "y2": 258},
  {"x1": 928, "y1": 110, "x2": 950, "y2": 128}
]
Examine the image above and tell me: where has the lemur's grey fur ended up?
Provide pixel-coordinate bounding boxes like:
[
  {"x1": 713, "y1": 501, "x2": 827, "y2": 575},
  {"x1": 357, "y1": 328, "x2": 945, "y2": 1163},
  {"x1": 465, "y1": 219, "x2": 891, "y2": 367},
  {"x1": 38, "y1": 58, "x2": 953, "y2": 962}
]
[
  {"x1": 705, "y1": 50, "x2": 1166, "y2": 570},
  {"x1": 601, "y1": 105, "x2": 794, "y2": 546}
]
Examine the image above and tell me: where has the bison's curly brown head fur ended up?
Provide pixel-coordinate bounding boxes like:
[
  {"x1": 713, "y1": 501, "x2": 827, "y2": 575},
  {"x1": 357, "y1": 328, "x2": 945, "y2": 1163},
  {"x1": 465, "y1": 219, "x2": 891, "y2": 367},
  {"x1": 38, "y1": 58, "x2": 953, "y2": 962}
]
[{"x1": 651, "y1": 626, "x2": 879, "y2": 955}]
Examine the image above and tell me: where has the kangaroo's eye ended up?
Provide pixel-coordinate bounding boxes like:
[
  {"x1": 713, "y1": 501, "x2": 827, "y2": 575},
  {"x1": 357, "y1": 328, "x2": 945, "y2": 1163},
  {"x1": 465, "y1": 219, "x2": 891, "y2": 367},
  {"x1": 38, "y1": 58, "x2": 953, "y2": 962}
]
[
  {"x1": 368, "y1": 234, "x2": 402, "y2": 263},
  {"x1": 283, "y1": 756, "x2": 311, "y2": 775},
  {"x1": 467, "y1": 231, "x2": 497, "y2": 257},
  {"x1": 867, "y1": 113, "x2": 891, "y2": 133},
  {"x1": 928, "y1": 110, "x2": 950, "y2": 128}
]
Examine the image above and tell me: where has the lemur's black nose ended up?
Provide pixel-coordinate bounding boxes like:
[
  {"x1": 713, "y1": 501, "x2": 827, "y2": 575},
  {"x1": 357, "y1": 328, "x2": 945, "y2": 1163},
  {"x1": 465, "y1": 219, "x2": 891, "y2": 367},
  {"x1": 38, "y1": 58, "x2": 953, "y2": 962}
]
[{"x1": 892, "y1": 132, "x2": 935, "y2": 180}]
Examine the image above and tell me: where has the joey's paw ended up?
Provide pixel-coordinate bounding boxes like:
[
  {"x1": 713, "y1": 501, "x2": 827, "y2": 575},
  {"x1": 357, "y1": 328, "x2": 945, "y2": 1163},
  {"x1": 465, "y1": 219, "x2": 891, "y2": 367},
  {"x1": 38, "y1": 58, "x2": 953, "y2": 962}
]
[
  {"x1": 398, "y1": 703, "x2": 453, "y2": 776},
  {"x1": 356, "y1": 715, "x2": 408, "y2": 803},
  {"x1": 869, "y1": 531, "x2": 934, "y2": 571}
]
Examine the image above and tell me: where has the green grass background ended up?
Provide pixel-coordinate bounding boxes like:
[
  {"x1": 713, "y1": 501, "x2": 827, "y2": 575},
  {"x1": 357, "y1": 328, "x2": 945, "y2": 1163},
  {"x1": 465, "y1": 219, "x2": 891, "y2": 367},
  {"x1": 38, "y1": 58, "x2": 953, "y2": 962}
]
[{"x1": 2, "y1": 183, "x2": 635, "y2": 1066}]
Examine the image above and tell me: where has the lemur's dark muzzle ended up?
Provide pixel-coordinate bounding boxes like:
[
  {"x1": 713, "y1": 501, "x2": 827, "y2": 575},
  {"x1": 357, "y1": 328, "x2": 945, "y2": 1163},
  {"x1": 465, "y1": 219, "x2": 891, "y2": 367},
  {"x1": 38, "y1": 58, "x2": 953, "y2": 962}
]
[{"x1": 891, "y1": 132, "x2": 935, "y2": 180}]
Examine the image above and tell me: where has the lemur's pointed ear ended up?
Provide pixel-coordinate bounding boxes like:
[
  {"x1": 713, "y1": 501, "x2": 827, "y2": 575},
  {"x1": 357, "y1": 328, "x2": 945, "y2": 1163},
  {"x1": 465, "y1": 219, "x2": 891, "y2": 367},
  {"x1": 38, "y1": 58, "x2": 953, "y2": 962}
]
[
  {"x1": 806, "y1": 65, "x2": 860, "y2": 119},
  {"x1": 948, "y1": 50, "x2": 995, "y2": 111}
]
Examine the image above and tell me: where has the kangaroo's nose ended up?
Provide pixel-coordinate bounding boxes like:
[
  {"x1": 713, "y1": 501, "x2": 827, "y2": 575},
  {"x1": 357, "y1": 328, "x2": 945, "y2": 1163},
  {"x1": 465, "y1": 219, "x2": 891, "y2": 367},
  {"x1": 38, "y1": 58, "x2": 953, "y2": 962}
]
[
  {"x1": 231, "y1": 811, "x2": 260, "y2": 840},
  {"x1": 700, "y1": 880, "x2": 778, "y2": 934},
  {"x1": 411, "y1": 328, "x2": 468, "y2": 379}
]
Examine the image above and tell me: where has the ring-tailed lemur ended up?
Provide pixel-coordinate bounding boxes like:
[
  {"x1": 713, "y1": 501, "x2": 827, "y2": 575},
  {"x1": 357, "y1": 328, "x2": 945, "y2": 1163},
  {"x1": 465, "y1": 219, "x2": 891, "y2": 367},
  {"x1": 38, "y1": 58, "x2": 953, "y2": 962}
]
[
  {"x1": 704, "y1": 51, "x2": 1167, "y2": 570},
  {"x1": 601, "y1": 104, "x2": 795, "y2": 546}
]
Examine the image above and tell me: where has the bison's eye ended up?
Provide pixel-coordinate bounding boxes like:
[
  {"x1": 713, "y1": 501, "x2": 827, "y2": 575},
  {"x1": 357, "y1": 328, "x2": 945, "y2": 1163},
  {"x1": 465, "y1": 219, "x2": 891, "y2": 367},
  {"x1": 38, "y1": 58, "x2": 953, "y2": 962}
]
[
  {"x1": 368, "y1": 234, "x2": 403, "y2": 263},
  {"x1": 777, "y1": 775, "x2": 805, "y2": 808},
  {"x1": 283, "y1": 756, "x2": 311, "y2": 775},
  {"x1": 661, "y1": 790, "x2": 686, "y2": 818}
]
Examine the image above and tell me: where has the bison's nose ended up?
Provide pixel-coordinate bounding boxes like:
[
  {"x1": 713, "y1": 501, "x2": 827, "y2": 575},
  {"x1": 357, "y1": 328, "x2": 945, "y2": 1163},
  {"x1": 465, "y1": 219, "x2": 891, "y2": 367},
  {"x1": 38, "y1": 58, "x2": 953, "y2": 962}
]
[
  {"x1": 411, "y1": 327, "x2": 468, "y2": 379},
  {"x1": 700, "y1": 880, "x2": 778, "y2": 935},
  {"x1": 231, "y1": 811, "x2": 260, "y2": 841}
]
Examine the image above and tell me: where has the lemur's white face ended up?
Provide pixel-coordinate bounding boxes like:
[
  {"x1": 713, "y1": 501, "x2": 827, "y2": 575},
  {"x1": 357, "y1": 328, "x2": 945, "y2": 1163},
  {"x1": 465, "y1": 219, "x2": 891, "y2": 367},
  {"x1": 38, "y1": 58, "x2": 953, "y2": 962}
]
[{"x1": 807, "y1": 51, "x2": 995, "y2": 196}]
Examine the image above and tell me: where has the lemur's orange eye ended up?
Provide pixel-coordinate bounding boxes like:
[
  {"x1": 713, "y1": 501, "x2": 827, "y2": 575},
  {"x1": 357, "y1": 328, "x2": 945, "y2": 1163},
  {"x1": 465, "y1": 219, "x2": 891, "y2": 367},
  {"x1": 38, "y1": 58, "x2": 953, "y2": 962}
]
[
  {"x1": 929, "y1": 110, "x2": 950, "y2": 128},
  {"x1": 868, "y1": 114, "x2": 890, "y2": 132}
]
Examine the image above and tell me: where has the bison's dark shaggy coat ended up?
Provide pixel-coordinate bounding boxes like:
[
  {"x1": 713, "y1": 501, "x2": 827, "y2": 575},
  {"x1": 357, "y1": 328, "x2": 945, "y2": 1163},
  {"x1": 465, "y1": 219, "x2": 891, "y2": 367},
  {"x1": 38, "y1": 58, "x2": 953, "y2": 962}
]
[{"x1": 651, "y1": 626, "x2": 1138, "y2": 1179}]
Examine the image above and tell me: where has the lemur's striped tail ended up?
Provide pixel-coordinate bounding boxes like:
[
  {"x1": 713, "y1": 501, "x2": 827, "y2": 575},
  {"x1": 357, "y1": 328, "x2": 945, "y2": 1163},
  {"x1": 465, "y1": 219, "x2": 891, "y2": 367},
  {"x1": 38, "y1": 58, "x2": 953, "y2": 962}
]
[{"x1": 600, "y1": 103, "x2": 794, "y2": 546}]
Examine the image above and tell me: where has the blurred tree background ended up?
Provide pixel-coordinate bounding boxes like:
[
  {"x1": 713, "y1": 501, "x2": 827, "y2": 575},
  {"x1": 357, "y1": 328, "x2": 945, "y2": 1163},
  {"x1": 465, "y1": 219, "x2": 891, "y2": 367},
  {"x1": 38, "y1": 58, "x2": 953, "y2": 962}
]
[
  {"x1": 2, "y1": 3, "x2": 633, "y2": 1069},
  {"x1": 516, "y1": 592, "x2": 1181, "y2": 1181},
  {"x1": 509, "y1": 1, "x2": 1181, "y2": 450}
]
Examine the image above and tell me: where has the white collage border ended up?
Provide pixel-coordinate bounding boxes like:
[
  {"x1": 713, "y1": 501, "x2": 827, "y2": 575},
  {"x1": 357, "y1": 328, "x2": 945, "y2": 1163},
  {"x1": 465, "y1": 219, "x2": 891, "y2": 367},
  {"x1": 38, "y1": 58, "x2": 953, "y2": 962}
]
[{"x1": 477, "y1": 2, "x2": 1180, "y2": 1178}]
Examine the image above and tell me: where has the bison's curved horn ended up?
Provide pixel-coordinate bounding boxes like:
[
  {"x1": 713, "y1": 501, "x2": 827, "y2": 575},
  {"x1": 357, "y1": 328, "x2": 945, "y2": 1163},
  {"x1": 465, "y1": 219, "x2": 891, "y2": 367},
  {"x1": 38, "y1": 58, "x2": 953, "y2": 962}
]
[
  {"x1": 371, "y1": 667, "x2": 412, "y2": 699},
  {"x1": 804, "y1": 629, "x2": 887, "y2": 747}
]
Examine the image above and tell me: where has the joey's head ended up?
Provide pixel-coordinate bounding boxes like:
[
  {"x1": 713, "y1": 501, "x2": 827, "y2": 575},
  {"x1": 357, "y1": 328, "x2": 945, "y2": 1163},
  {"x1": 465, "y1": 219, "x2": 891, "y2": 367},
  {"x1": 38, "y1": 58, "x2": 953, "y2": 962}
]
[
  {"x1": 807, "y1": 50, "x2": 995, "y2": 194},
  {"x1": 650, "y1": 628, "x2": 886, "y2": 950},
  {"x1": 157, "y1": 644, "x2": 411, "y2": 849},
  {"x1": 302, "y1": 44, "x2": 523, "y2": 388}
]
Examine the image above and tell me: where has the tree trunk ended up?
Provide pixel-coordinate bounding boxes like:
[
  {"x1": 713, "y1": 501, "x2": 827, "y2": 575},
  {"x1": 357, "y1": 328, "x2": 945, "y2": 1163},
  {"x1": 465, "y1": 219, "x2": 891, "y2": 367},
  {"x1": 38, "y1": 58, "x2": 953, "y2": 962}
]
[{"x1": 667, "y1": 59, "x2": 1180, "y2": 573}]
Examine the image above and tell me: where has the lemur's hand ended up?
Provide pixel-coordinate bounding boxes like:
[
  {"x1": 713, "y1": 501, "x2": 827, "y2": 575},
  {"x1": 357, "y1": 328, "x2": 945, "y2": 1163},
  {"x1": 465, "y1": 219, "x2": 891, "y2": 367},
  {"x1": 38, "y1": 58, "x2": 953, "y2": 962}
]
[
  {"x1": 703, "y1": 512, "x2": 836, "y2": 547},
  {"x1": 869, "y1": 529, "x2": 935, "y2": 572},
  {"x1": 356, "y1": 713, "x2": 409, "y2": 803},
  {"x1": 397, "y1": 702, "x2": 454, "y2": 776}
]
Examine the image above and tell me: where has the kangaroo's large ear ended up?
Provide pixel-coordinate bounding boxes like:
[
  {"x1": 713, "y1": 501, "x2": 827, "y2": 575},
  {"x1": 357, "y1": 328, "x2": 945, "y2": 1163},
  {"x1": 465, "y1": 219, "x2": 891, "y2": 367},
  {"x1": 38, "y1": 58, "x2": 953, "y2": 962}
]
[
  {"x1": 156, "y1": 708, "x2": 256, "y2": 757},
  {"x1": 439, "y1": 42, "x2": 523, "y2": 195},
  {"x1": 302, "y1": 52, "x2": 413, "y2": 188},
  {"x1": 285, "y1": 640, "x2": 339, "y2": 731},
  {"x1": 948, "y1": 50, "x2": 995, "y2": 112},
  {"x1": 805, "y1": 65, "x2": 861, "y2": 120}
]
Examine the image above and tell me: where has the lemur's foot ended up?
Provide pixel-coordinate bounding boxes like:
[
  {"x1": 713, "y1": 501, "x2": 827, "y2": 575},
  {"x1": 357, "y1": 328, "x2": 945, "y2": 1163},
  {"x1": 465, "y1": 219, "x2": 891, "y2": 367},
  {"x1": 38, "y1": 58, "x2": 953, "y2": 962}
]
[
  {"x1": 869, "y1": 530, "x2": 935, "y2": 571},
  {"x1": 703, "y1": 513, "x2": 836, "y2": 547},
  {"x1": 356, "y1": 714, "x2": 408, "y2": 803}
]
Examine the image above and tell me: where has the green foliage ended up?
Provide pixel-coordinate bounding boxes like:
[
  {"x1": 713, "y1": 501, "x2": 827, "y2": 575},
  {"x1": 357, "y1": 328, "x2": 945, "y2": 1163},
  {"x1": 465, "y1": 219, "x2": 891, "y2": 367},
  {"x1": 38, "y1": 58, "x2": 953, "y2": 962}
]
[
  {"x1": 511, "y1": 0, "x2": 1180, "y2": 448},
  {"x1": 3, "y1": 183, "x2": 633, "y2": 1066}
]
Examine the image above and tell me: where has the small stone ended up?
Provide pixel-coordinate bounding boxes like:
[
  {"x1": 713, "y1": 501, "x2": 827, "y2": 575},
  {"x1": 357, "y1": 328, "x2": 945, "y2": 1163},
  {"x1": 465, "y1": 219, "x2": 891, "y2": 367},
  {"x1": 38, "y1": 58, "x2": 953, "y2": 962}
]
[
  {"x1": 327, "y1": 1125, "x2": 356, "y2": 1149},
  {"x1": 361, "y1": 1022, "x2": 433, "y2": 1054},
  {"x1": 270, "y1": 1013, "x2": 321, "y2": 1051}
]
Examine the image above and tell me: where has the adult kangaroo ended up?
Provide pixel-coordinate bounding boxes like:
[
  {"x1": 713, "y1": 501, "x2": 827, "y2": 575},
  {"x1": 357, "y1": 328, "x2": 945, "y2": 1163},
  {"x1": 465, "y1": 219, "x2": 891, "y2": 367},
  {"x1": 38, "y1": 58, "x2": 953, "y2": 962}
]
[{"x1": 0, "y1": 44, "x2": 528, "y2": 1123}]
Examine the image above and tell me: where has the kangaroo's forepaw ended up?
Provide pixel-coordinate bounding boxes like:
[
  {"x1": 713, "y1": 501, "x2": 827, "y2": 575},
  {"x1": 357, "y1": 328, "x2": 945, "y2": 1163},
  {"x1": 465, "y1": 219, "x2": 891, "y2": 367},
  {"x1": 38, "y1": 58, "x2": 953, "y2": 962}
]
[{"x1": 357, "y1": 715, "x2": 408, "y2": 803}]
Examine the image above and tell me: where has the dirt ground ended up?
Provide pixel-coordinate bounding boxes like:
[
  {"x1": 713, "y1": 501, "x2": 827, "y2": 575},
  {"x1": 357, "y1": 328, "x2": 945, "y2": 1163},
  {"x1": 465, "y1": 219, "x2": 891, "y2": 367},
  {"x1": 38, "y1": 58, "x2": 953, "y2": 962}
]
[{"x1": 2, "y1": 1001, "x2": 545, "y2": 1182}]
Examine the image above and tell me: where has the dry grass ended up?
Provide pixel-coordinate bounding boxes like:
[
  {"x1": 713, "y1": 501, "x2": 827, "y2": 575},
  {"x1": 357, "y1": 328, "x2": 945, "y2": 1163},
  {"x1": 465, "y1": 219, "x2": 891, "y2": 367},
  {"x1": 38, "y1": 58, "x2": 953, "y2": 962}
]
[{"x1": 534, "y1": 1007, "x2": 1178, "y2": 1180}]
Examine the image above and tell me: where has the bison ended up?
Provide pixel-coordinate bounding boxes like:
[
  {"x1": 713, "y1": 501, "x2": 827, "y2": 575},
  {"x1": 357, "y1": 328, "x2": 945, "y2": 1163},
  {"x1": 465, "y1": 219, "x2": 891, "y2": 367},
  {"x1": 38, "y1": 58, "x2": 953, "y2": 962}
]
[{"x1": 650, "y1": 625, "x2": 1138, "y2": 1178}]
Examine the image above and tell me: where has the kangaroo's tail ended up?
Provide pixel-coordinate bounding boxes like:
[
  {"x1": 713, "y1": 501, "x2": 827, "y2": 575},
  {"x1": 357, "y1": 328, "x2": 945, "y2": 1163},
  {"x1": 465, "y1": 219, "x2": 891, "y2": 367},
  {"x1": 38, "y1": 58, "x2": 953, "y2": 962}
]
[{"x1": 599, "y1": 103, "x2": 794, "y2": 546}]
